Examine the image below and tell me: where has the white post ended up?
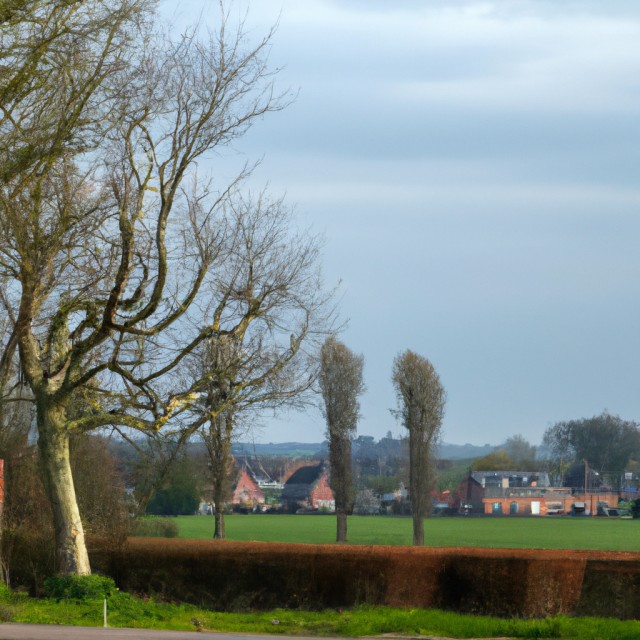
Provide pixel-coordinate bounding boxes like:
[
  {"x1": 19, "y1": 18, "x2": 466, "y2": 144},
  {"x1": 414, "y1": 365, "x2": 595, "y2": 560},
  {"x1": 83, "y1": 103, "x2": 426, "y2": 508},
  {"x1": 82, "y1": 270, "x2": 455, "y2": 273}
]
[{"x1": 103, "y1": 598, "x2": 108, "y2": 628}]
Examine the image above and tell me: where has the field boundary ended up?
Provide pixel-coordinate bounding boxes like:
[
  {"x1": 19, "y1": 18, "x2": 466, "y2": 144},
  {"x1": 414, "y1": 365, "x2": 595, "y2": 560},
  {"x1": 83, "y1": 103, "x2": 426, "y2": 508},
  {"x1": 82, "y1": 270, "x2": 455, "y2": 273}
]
[{"x1": 89, "y1": 538, "x2": 640, "y2": 619}]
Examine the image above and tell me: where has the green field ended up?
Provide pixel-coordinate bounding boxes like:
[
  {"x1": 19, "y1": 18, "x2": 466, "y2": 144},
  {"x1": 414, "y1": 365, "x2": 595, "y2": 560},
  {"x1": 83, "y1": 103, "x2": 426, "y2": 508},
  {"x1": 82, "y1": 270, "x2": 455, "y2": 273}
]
[{"x1": 175, "y1": 514, "x2": 640, "y2": 551}]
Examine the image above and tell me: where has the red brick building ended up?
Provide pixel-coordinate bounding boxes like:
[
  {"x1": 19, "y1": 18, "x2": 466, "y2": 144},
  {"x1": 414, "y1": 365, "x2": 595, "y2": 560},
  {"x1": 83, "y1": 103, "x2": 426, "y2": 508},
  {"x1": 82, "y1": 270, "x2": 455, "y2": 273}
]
[
  {"x1": 483, "y1": 490, "x2": 619, "y2": 516},
  {"x1": 231, "y1": 467, "x2": 265, "y2": 508},
  {"x1": 281, "y1": 462, "x2": 334, "y2": 512}
]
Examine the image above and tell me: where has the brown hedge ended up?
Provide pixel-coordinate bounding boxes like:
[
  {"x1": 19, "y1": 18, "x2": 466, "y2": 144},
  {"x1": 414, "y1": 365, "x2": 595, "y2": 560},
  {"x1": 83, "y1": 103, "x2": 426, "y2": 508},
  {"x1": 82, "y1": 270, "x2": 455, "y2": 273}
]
[{"x1": 88, "y1": 538, "x2": 640, "y2": 618}]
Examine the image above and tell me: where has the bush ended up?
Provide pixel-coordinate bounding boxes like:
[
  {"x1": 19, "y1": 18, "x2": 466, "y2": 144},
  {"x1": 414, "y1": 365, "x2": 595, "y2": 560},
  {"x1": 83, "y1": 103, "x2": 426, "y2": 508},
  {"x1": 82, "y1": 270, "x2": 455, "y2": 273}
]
[
  {"x1": 2, "y1": 529, "x2": 56, "y2": 595},
  {"x1": 43, "y1": 574, "x2": 116, "y2": 601},
  {"x1": 130, "y1": 518, "x2": 179, "y2": 538}
]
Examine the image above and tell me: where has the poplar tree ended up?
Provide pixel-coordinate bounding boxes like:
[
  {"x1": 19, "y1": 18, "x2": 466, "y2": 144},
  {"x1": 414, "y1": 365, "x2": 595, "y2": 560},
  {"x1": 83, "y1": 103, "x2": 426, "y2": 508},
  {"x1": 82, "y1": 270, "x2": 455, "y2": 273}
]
[
  {"x1": 319, "y1": 337, "x2": 364, "y2": 543},
  {"x1": 392, "y1": 350, "x2": 445, "y2": 546}
]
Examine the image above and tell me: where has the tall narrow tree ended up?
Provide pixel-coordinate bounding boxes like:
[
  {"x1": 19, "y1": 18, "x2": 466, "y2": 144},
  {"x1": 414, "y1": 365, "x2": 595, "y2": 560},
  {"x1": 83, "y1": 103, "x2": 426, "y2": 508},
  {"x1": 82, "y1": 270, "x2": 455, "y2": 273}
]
[
  {"x1": 392, "y1": 350, "x2": 445, "y2": 546},
  {"x1": 319, "y1": 337, "x2": 364, "y2": 543}
]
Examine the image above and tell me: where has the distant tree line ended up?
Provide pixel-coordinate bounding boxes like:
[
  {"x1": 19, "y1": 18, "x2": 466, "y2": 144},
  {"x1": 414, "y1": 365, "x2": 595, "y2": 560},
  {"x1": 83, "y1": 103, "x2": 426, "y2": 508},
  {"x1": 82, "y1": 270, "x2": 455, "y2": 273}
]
[{"x1": 542, "y1": 411, "x2": 640, "y2": 490}]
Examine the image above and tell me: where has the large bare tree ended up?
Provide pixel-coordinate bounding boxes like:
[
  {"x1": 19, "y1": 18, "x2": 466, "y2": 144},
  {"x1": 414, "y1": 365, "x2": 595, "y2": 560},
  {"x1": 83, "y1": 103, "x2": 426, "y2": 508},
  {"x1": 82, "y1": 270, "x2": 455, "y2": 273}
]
[
  {"x1": 0, "y1": 1, "x2": 294, "y2": 574},
  {"x1": 319, "y1": 337, "x2": 364, "y2": 543},
  {"x1": 192, "y1": 193, "x2": 332, "y2": 539},
  {"x1": 392, "y1": 350, "x2": 445, "y2": 546}
]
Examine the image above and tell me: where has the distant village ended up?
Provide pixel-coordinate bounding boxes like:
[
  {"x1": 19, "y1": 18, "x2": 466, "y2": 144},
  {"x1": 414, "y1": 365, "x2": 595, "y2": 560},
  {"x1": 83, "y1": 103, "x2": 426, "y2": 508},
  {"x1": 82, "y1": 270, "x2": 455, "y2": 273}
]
[{"x1": 122, "y1": 431, "x2": 639, "y2": 519}]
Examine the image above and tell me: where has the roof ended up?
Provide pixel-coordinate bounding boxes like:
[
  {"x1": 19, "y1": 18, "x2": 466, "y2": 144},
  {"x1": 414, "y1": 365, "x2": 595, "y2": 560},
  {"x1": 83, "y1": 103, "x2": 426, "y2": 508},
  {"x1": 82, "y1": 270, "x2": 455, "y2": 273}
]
[
  {"x1": 284, "y1": 462, "x2": 325, "y2": 486},
  {"x1": 281, "y1": 462, "x2": 327, "y2": 501},
  {"x1": 471, "y1": 471, "x2": 551, "y2": 487}
]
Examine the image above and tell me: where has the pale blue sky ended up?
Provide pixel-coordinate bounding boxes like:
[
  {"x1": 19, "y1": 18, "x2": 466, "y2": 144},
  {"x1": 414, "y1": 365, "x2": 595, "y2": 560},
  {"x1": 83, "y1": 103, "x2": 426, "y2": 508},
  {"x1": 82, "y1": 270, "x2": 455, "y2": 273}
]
[{"x1": 164, "y1": 1, "x2": 640, "y2": 446}]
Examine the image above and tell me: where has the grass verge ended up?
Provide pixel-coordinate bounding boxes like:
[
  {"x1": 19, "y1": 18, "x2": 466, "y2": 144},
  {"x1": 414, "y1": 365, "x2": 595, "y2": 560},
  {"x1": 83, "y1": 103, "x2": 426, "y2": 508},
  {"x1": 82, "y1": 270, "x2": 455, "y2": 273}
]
[{"x1": 1, "y1": 588, "x2": 640, "y2": 639}]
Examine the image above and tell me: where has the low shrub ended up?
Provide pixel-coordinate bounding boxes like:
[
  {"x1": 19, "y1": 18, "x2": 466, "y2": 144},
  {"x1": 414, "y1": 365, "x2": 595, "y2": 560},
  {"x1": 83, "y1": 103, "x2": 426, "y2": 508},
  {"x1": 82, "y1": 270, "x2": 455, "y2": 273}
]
[
  {"x1": 2, "y1": 529, "x2": 56, "y2": 595},
  {"x1": 130, "y1": 518, "x2": 179, "y2": 538},
  {"x1": 43, "y1": 574, "x2": 116, "y2": 601}
]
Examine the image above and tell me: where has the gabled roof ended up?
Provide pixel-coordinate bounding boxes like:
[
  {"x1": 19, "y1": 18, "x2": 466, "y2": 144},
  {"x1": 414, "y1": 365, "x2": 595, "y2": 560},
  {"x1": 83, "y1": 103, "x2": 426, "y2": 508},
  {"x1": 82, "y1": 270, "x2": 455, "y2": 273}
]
[
  {"x1": 285, "y1": 462, "x2": 325, "y2": 486},
  {"x1": 281, "y1": 462, "x2": 328, "y2": 501}
]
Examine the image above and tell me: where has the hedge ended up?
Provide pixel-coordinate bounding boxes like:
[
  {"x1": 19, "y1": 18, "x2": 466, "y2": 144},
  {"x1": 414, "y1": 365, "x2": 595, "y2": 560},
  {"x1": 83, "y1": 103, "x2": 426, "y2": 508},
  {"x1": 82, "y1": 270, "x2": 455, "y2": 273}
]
[{"x1": 87, "y1": 538, "x2": 640, "y2": 618}]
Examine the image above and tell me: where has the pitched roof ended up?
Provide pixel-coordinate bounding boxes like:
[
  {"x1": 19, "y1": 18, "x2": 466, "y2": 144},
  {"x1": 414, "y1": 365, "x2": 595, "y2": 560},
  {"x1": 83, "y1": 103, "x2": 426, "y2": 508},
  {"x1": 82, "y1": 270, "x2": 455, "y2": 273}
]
[
  {"x1": 281, "y1": 462, "x2": 328, "y2": 501},
  {"x1": 285, "y1": 462, "x2": 325, "y2": 486}
]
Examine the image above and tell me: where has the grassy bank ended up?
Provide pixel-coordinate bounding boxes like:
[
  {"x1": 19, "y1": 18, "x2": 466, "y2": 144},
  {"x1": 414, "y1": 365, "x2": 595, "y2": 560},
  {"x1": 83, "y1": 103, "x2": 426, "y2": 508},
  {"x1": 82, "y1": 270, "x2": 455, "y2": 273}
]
[
  {"x1": 4, "y1": 589, "x2": 640, "y2": 639},
  {"x1": 175, "y1": 514, "x2": 640, "y2": 551}
]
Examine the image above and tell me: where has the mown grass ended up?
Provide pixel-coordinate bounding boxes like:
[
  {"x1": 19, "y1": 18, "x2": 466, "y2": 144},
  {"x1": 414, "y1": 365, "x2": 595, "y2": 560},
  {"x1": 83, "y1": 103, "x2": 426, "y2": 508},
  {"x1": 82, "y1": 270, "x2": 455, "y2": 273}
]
[
  {"x1": 4, "y1": 588, "x2": 640, "y2": 639},
  {"x1": 175, "y1": 514, "x2": 640, "y2": 551}
]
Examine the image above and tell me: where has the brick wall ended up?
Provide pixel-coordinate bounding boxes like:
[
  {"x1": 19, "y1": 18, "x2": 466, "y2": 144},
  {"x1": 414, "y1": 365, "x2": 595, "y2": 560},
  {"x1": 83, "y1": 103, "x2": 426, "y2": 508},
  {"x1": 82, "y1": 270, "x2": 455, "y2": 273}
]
[
  {"x1": 232, "y1": 469, "x2": 265, "y2": 506},
  {"x1": 310, "y1": 473, "x2": 334, "y2": 509}
]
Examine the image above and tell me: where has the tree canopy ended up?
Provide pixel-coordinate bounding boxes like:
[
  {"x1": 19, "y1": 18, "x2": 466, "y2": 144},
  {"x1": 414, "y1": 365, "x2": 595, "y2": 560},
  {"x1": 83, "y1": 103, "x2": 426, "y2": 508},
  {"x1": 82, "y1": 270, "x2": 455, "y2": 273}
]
[{"x1": 542, "y1": 411, "x2": 640, "y2": 488}]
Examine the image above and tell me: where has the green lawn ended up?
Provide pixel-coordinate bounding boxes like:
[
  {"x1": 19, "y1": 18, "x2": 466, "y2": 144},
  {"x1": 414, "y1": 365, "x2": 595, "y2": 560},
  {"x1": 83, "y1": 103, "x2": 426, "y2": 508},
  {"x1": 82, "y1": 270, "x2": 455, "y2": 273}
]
[{"x1": 175, "y1": 514, "x2": 640, "y2": 551}]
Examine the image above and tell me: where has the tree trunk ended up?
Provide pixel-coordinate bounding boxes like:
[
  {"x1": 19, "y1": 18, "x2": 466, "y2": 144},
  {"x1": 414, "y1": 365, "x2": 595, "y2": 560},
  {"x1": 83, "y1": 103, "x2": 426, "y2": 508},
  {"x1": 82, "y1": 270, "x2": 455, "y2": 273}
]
[
  {"x1": 409, "y1": 426, "x2": 427, "y2": 546},
  {"x1": 37, "y1": 403, "x2": 91, "y2": 575},
  {"x1": 212, "y1": 478, "x2": 226, "y2": 540},
  {"x1": 412, "y1": 514, "x2": 424, "y2": 546},
  {"x1": 329, "y1": 435, "x2": 352, "y2": 544},
  {"x1": 213, "y1": 504, "x2": 225, "y2": 539},
  {"x1": 208, "y1": 412, "x2": 232, "y2": 541},
  {"x1": 336, "y1": 510, "x2": 347, "y2": 543}
]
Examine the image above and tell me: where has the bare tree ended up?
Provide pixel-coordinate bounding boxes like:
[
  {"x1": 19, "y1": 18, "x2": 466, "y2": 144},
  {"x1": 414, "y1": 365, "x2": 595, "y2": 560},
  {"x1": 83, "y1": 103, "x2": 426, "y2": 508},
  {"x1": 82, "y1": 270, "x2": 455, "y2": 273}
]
[
  {"x1": 0, "y1": 1, "x2": 295, "y2": 574},
  {"x1": 0, "y1": 0, "x2": 158, "y2": 190},
  {"x1": 392, "y1": 350, "x2": 445, "y2": 546},
  {"x1": 190, "y1": 194, "x2": 334, "y2": 539},
  {"x1": 114, "y1": 430, "x2": 193, "y2": 517},
  {"x1": 319, "y1": 337, "x2": 364, "y2": 543}
]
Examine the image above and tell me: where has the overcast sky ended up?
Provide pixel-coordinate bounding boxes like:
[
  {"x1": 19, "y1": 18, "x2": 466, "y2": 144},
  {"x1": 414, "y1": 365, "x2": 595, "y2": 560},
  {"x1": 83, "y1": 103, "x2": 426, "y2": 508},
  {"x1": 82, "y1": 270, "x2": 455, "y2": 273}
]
[{"x1": 165, "y1": 1, "x2": 640, "y2": 446}]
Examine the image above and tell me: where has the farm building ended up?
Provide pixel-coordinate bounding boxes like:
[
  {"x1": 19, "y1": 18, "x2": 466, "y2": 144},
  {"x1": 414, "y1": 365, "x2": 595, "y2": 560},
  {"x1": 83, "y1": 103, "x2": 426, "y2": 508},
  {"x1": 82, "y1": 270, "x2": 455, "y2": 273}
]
[
  {"x1": 482, "y1": 490, "x2": 620, "y2": 516},
  {"x1": 281, "y1": 462, "x2": 334, "y2": 513},
  {"x1": 474, "y1": 470, "x2": 619, "y2": 516},
  {"x1": 448, "y1": 470, "x2": 621, "y2": 516}
]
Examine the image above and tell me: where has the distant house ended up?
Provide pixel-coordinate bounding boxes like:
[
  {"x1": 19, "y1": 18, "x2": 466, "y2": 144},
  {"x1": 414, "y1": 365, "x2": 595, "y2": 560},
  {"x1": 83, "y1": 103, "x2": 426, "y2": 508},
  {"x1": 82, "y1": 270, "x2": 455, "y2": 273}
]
[
  {"x1": 198, "y1": 464, "x2": 265, "y2": 514},
  {"x1": 232, "y1": 467, "x2": 265, "y2": 508},
  {"x1": 281, "y1": 462, "x2": 334, "y2": 513},
  {"x1": 381, "y1": 481, "x2": 408, "y2": 504},
  {"x1": 380, "y1": 482, "x2": 410, "y2": 515}
]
